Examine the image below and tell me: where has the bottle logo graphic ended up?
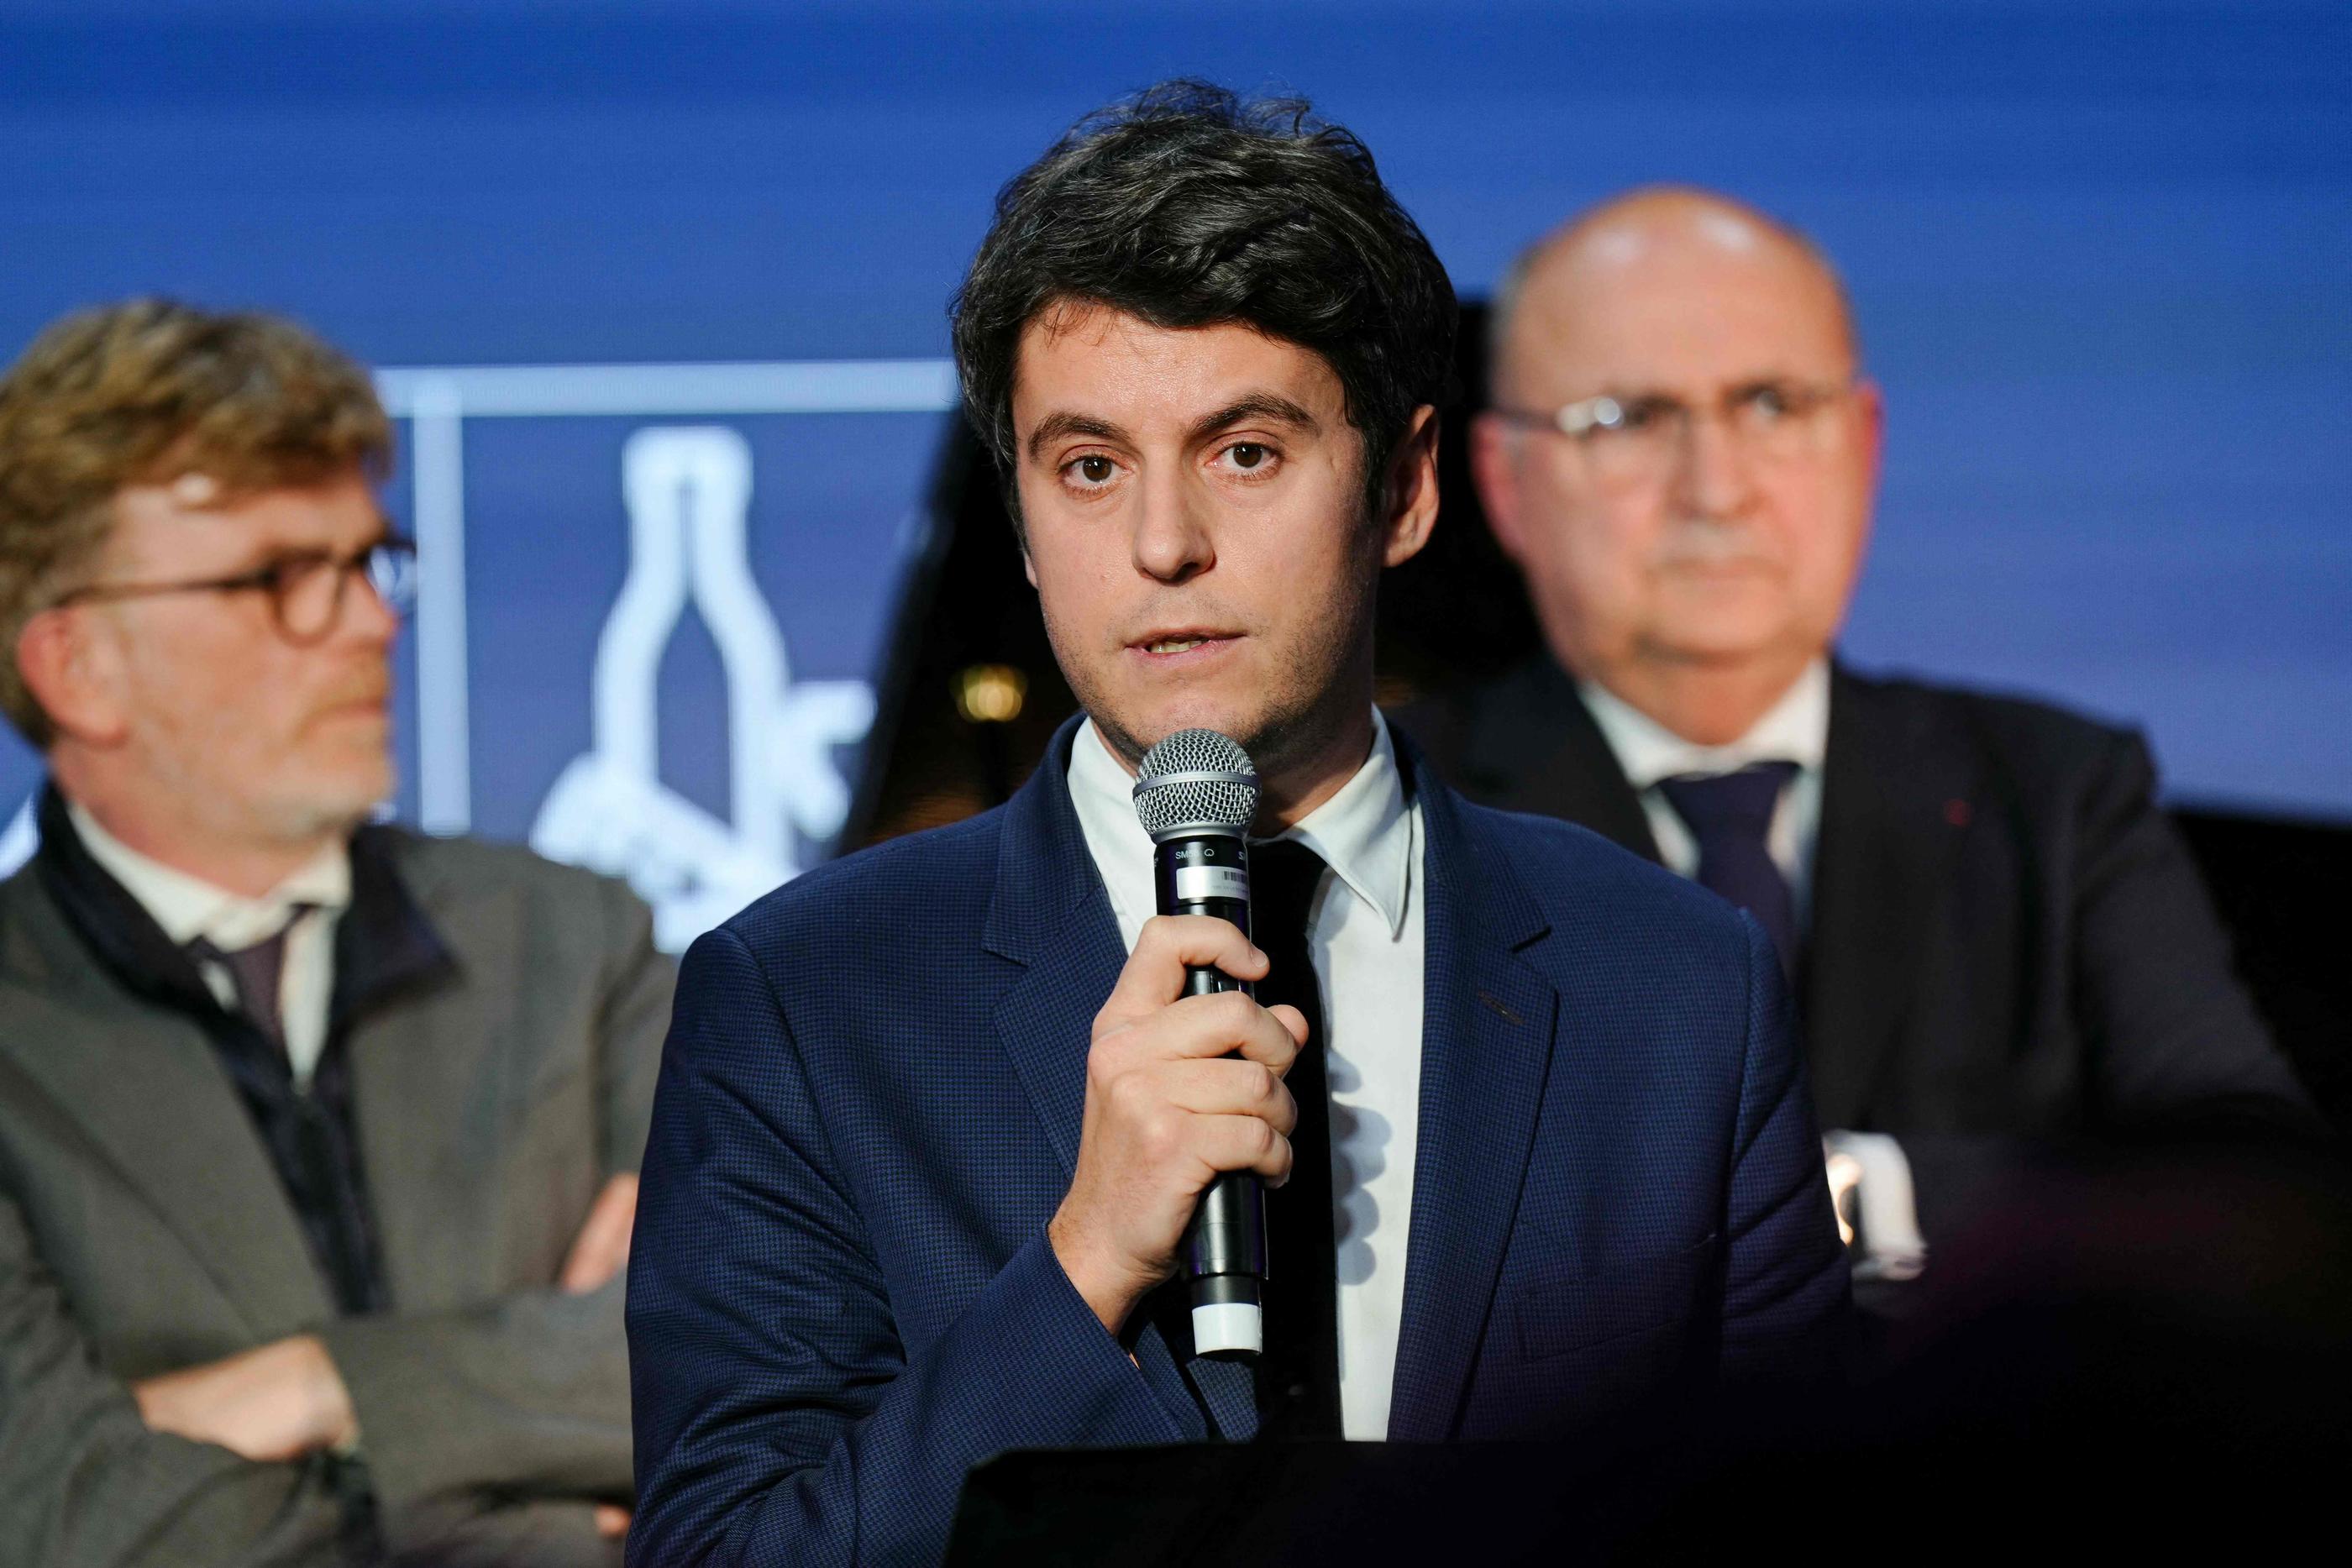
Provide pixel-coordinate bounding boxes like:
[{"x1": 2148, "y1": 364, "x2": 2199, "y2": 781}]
[{"x1": 530, "y1": 427, "x2": 874, "y2": 949}]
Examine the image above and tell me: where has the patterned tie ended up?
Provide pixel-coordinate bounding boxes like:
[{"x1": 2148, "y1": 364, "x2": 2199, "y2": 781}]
[
  {"x1": 188, "y1": 909, "x2": 307, "y2": 1060},
  {"x1": 1247, "y1": 839, "x2": 1342, "y2": 1439},
  {"x1": 1656, "y1": 763, "x2": 1802, "y2": 974}
]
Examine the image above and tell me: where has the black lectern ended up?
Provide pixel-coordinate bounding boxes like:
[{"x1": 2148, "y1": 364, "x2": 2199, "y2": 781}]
[{"x1": 944, "y1": 1440, "x2": 1677, "y2": 1567}]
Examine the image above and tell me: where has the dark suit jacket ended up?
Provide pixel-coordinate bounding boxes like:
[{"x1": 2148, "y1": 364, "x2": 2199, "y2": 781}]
[
  {"x1": 0, "y1": 808, "x2": 675, "y2": 1567},
  {"x1": 1397, "y1": 658, "x2": 2320, "y2": 1231},
  {"x1": 626, "y1": 720, "x2": 1849, "y2": 1567}
]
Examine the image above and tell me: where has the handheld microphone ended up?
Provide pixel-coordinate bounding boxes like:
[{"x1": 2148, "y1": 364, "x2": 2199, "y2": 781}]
[{"x1": 1132, "y1": 727, "x2": 1267, "y2": 1359}]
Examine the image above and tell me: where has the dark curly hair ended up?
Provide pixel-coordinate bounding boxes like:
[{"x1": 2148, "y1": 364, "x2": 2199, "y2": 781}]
[{"x1": 950, "y1": 81, "x2": 1457, "y2": 527}]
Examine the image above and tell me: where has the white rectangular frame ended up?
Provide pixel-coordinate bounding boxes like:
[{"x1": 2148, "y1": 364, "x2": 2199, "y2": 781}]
[{"x1": 374, "y1": 359, "x2": 960, "y2": 834}]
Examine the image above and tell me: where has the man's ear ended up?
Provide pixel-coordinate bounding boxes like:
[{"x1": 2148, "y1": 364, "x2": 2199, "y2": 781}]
[
  {"x1": 1851, "y1": 376, "x2": 1887, "y2": 498},
  {"x1": 16, "y1": 607, "x2": 129, "y2": 747},
  {"x1": 1468, "y1": 411, "x2": 1530, "y2": 567},
  {"x1": 1379, "y1": 405, "x2": 1442, "y2": 569}
]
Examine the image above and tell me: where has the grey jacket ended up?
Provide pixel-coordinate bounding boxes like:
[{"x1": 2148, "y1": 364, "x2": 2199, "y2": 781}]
[{"x1": 0, "y1": 810, "x2": 674, "y2": 1566}]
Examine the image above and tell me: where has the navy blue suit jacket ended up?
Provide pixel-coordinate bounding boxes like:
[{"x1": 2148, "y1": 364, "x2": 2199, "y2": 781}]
[{"x1": 627, "y1": 722, "x2": 1849, "y2": 1566}]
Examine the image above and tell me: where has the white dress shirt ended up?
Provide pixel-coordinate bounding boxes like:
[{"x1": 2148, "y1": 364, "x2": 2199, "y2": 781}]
[
  {"x1": 1579, "y1": 657, "x2": 1830, "y2": 922},
  {"x1": 1067, "y1": 712, "x2": 1425, "y2": 1440},
  {"x1": 68, "y1": 800, "x2": 351, "y2": 1089}
]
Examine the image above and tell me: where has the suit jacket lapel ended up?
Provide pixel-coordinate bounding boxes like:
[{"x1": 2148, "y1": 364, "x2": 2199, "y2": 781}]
[
  {"x1": 1803, "y1": 665, "x2": 1975, "y2": 1126},
  {"x1": 333, "y1": 826, "x2": 458, "y2": 1031},
  {"x1": 0, "y1": 875, "x2": 335, "y2": 1335},
  {"x1": 980, "y1": 722, "x2": 1128, "y2": 1175},
  {"x1": 337, "y1": 836, "x2": 486, "y2": 1305},
  {"x1": 1387, "y1": 750, "x2": 1559, "y2": 1441},
  {"x1": 1437, "y1": 658, "x2": 1660, "y2": 861}
]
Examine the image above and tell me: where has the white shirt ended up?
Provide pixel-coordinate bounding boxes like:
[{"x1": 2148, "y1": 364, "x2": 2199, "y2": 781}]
[
  {"x1": 68, "y1": 800, "x2": 350, "y2": 1089},
  {"x1": 1067, "y1": 712, "x2": 1425, "y2": 1440},
  {"x1": 1579, "y1": 658, "x2": 1830, "y2": 922}
]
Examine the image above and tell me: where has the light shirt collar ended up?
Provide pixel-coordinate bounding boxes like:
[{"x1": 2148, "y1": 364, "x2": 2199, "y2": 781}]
[
  {"x1": 1580, "y1": 657, "x2": 1830, "y2": 789},
  {"x1": 66, "y1": 798, "x2": 352, "y2": 952},
  {"x1": 1066, "y1": 710, "x2": 1415, "y2": 940}
]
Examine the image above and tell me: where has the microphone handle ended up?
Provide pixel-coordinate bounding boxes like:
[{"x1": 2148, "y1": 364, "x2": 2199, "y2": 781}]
[{"x1": 1156, "y1": 834, "x2": 1268, "y2": 1361}]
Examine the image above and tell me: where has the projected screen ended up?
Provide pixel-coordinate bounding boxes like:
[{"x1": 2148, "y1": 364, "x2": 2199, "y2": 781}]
[{"x1": 0, "y1": 1, "x2": 2344, "y2": 945}]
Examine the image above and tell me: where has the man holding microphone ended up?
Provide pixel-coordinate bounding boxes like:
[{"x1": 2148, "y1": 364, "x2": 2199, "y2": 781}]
[{"x1": 627, "y1": 82, "x2": 1847, "y2": 1567}]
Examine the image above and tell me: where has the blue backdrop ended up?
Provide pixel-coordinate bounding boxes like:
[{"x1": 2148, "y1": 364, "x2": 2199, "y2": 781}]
[{"x1": 2, "y1": 0, "x2": 2344, "y2": 941}]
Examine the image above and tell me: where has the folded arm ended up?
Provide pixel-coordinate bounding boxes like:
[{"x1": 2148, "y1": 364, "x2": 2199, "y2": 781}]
[
  {"x1": 2071, "y1": 732, "x2": 2321, "y2": 1136},
  {"x1": 314, "y1": 1264, "x2": 635, "y2": 1522},
  {"x1": 0, "y1": 1187, "x2": 349, "y2": 1568},
  {"x1": 1820, "y1": 731, "x2": 2326, "y2": 1272},
  {"x1": 321, "y1": 874, "x2": 673, "y2": 1533}
]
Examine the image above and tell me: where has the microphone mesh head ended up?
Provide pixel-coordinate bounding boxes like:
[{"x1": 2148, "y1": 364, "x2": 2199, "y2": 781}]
[{"x1": 1133, "y1": 728, "x2": 1258, "y2": 836}]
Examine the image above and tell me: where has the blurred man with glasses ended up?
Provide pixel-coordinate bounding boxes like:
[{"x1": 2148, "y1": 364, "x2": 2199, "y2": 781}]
[
  {"x1": 1404, "y1": 188, "x2": 2318, "y2": 1289},
  {"x1": 0, "y1": 301, "x2": 670, "y2": 1565}
]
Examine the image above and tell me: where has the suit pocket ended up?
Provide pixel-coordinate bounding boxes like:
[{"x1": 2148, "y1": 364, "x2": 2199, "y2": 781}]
[{"x1": 1504, "y1": 1231, "x2": 1720, "y2": 1364}]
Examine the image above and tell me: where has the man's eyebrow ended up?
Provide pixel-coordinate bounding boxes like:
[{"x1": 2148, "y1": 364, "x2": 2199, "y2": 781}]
[
  {"x1": 1187, "y1": 394, "x2": 1320, "y2": 446},
  {"x1": 223, "y1": 512, "x2": 404, "y2": 572},
  {"x1": 1025, "y1": 412, "x2": 1130, "y2": 462}
]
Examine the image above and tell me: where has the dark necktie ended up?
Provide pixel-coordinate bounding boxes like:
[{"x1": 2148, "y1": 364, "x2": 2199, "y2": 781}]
[
  {"x1": 188, "y1": 909, "x2": 307, "y2": 1059},
  {"x1": 1248, "y1": 839, "x2": 1342, "y2": 1440},
  {"x1": 1657, "y1": 763, "x2": 1801, "y2": 974}
]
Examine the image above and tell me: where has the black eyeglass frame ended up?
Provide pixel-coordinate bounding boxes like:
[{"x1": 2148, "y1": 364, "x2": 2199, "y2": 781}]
[{"x1": 50, "y1": 535, "x2": 419, "y2": 646}]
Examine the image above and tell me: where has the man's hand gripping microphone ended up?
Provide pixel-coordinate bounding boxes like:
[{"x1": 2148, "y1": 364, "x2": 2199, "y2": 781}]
[{"x1": 1132, "y1": 727, "x2": 1268, "y2": 1357}]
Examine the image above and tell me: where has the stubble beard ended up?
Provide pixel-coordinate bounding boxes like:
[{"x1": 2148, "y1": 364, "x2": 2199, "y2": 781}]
[{"x1": 139, "y1": 710, "x2": 387, "y2": 853}]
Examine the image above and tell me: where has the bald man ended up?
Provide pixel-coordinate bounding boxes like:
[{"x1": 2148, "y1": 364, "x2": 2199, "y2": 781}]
[{"x1": 1400, "y1": 188, "x2": 2319, "y2": 1272}]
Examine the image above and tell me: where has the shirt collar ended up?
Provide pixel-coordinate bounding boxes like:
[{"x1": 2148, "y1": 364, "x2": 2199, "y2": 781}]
[
  {"x1": 1065, "y1": 709, "x2": 1415, "y2": 941},
  {"x1": 65, "y1": 798, "x2": 352, "y2": 951},
  {"x1": 1579, "y1": 656, "x2": 1830, "y2": 790}
]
